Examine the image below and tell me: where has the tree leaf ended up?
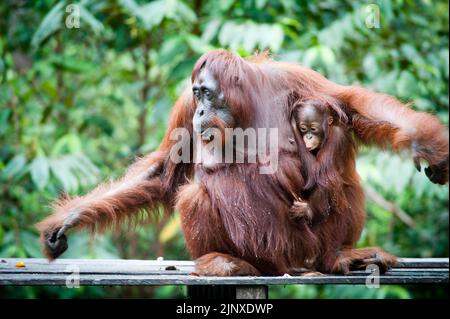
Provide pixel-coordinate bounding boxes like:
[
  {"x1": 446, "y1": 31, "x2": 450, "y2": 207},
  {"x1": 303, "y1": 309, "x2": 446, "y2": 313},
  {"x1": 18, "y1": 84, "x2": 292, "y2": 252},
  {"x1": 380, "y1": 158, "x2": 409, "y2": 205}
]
[
  {"x1": 175, "y1": 1, "x2": 197, "y2": 24},
  {"x1": 31, "y1": 1, "x2": 65, "y2": 49},
  {"x1": 397, "y1": 71, "x2": 419, "y2": 98},
  {"x1": 242, "y1": 22, "x2": 259, "y2": 53},
  {"x1": 1, "y1": 154, "x2": 26, "y2": 180},
  {"x1": 218, "y1": 21, "x2": 237, "y2": 48},
  {"x1": 0, "y1": 108, "x2": 11, "y2": 135},
  {"x1": 20, "y1": 231, "x2": 42, "y2": 257},
  {"x1": 219, "y1": 0, "x2": 234, "y2": 11},
  {"x1": 68, "y1": 154, "x2": 99, "y2": 186},
  {"x1": 79, "y1": 5, "x2": 104, "y2": 35},
  {"x1": 50, "y1": 156, "x2": 79, "y2": 192},
  {"x1": 266, "y1": 24, "x2": 284, "y2": 52},
  {"x1": 255, "y1": 0, "x2": 268, "y2": 9},
  {"x1": 185, "y1": 35, "x2": 215, "y2": 54},
  {"x1": 50, "y1": 55, "x2": 97, "y2": 73},
  {"x1": 51, "y1": 134, "x2": 82, "y2": 155},
  {"x1": 202, "y1": 19, "x2": 221, "y2": 43},
  {"x1": 136, "y1": 0, "x2": 167, "y2": 30},
  {"x1": 158, "y1": 36, "x2": 187, "y2": 65},
  {"x1": 30, "y1": 156, "x2": 50, "y2": 190}
]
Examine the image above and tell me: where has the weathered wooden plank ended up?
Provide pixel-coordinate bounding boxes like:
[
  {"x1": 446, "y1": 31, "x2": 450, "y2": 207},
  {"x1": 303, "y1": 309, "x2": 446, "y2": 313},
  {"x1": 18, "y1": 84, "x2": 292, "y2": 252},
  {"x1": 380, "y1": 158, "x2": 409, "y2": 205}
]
[
  {"x1": 347, "y1": 269, "x2": 449, "y2": 275},
  {"x1": 0, "y1": 258, "x2": 195, "y2": 268},
  {"x1": 0, "y1": 271, "x2": 447, "y2": 286},
  {"x1": 0, "y1": 258, "x2": 195, "y2": 274},
  {"x1": 1, "y1": 258, "x2": 447, "y2": 274},
  {"x1": 396, "y1": 258, "x2": 449, "y2": 268},
  {"x1": 0, "y1": 258, "x2": 447, "y2": 287},
  {"x1": 0, "y1": 270, "x2": 443, "y2": 278}
]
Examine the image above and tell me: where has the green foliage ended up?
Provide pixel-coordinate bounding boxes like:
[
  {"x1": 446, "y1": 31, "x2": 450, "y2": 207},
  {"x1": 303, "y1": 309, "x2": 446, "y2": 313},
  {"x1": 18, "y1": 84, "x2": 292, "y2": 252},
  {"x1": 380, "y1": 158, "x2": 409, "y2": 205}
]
[{"x1": 0, "y1": 0, "x2": 448, "y2": 298}]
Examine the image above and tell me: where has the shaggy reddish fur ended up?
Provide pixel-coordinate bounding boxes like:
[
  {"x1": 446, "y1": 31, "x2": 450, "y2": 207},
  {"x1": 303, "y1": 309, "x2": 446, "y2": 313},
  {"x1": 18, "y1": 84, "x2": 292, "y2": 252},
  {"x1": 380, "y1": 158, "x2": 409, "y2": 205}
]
[{"x1": 37, "y1": 50, "x2": 448, "y2": 275}]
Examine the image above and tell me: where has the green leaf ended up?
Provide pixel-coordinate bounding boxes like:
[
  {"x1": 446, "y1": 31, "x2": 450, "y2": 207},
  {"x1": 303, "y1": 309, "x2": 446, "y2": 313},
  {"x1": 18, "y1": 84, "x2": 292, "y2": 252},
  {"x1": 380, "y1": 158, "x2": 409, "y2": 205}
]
[
  {"x1": 319, "y1": 46, "x2": 336, "y2": 66},
  {"x1": 439, "y1": 49, "x2": 449, "y2": 79},
  {"x1": 0, "y1": 108, "x2": 11, "y2": 135},
  {"x1": 79, "y1": 5, "x2": 104, "y2": 34},
  {"x1": 302, "y1": 46, "x2": 320, "y2": 67},
  {"x1": 219, "y1": 0, "x2": 234, "y2": 11},
  {"x1": 31, "y1": 1, "x2": 65, "y2": 49},
  {"x1": 158, "y1": 36, "x2": 186, "y2": 65},
  {"x1": 30, "y1": 156, "x2": 50, "y2": 190},
  {"x1": 50, "y1": 55, "x2": 97, "y2": 73},
  {"x1": 362, "y1": 54, "x2": 378, "y2": 79},
  {"x1": 255, "y1": 0, "x2": 268, "y2": 9},
  {"x1": 50, "y1": 156, "x2": 79, "y2": 192},
  {"x1": 400, "y1": 44, "x2": 421, "y2": 63},
  {"x1": 202, "y1": 19, "x2": 221, "y2": 43},
  {"x1": 397, "y1": 71, "x2": 419, "y2": 98},
  {"x1": 218, "y1": 21, "x2": 284, "y2": 53},
  {"x1": 68, "y1": 154, "x2": 99, "y2": 185},
  {"x1": 242, "y1": 22, "x2": 260, "y2": 53},
  {"x1": 120, "y1": 0, "x2": 167, "y2": 30},
  {"x1": 1, "y1": 155, "x2": 27, "y2": 180},
  {"x1": 118, "y1": 0, "x2": 139, "y2": 14},
  {"x1": 140, "y1": 1, "x2": 166, "y2": 29},
  {"x1": 0, "y1": 245, "x2": 18, "y2": 258},
  {"x1": 175, "y1": 1, "x2": 197, "y2": 24},
  {"x1": 20, "y1": 231, "x2": 42, "y2": 257},
  {"x1": 218, "y1": 21, "x2": 237, "y2": 48},
  {"x1": 264, "y1": 24, "x2": 284, "y2": 52},
  {"x1": 51, "y1": 134, "x2": 82, "y2": 155},
  {"x1": 374, "y1": 70, "x2": 398, "y2": 95},
  {"x1": 185, "y1": 35, "x2": 216, "y2": 54}
]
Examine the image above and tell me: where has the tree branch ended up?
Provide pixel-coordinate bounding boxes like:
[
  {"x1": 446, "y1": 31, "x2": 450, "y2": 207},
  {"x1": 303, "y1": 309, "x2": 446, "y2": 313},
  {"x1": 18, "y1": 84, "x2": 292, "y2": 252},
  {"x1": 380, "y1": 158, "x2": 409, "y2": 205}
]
[{"x1": 364, "y1": 185, "x2": 416, "y2": 228}]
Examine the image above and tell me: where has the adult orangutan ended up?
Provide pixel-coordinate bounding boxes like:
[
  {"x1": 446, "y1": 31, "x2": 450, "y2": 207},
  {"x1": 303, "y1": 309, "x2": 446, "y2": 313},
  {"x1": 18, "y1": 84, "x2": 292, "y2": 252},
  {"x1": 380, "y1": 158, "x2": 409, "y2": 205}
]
[{"x1": 36, "y1": 50, "x2": 449, "y2": 275}]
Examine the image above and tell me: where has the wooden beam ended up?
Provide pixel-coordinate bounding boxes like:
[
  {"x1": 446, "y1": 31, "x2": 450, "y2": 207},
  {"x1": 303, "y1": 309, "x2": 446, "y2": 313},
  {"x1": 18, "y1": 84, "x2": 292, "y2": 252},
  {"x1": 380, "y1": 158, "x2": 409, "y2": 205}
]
[
  {"x1": 0, "y1": 258, "x2": 448, "y2": 286},
  {"x1": 0, "y1": 271, "x2": 447, "y2": 286}
]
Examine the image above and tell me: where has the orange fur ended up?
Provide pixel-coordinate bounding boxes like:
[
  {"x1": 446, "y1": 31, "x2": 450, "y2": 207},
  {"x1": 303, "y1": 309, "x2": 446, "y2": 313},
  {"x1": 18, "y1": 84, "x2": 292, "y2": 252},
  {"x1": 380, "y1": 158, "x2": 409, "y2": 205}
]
[{"x1": 36, "y1": 50, "x2": 448, "y2": 273}]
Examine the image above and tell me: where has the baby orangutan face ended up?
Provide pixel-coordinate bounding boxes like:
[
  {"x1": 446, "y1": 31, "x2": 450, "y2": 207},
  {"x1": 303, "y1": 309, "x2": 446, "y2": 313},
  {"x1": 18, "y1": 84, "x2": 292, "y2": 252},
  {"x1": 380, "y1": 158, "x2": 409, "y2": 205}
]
[{"x1": 297, "y1": 103, "x2": 333, "y2": 152}]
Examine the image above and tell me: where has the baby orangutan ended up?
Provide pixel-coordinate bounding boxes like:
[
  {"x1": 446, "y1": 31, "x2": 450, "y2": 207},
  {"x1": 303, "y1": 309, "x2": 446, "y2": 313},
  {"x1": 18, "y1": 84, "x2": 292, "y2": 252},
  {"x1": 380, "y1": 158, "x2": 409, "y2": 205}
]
[{"x1": 289, "y1": 99, "x2": 348, "y2": 224}]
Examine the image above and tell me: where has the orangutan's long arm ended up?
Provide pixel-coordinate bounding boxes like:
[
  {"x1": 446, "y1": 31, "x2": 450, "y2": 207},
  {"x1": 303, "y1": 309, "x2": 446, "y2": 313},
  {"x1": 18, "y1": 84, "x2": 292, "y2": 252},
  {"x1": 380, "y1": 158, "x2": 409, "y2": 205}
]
[
  {"x1": 292, "y1": 64, "x2": 449, "y2": 185},
  {"x1": 333, "y1": 85, "x2": 448, "y2": 184},
  {"x1": 36, "y1": 90, "x2": 195, "y2": 259}
]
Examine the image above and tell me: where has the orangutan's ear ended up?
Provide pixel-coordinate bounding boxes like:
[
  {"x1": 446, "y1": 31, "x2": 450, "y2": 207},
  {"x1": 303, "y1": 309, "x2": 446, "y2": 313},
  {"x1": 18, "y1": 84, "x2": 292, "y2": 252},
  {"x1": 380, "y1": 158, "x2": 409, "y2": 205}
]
[{"x1": 328, "y1": 116, "x2": 333, "y2": 125}]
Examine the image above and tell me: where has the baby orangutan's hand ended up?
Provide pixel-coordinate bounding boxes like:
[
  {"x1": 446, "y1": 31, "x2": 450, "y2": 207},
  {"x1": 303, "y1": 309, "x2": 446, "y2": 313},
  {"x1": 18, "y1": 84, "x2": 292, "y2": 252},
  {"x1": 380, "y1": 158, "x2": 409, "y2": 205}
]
[{"x1": 289, "y1": 200, "x2": 313, "y2": 223}]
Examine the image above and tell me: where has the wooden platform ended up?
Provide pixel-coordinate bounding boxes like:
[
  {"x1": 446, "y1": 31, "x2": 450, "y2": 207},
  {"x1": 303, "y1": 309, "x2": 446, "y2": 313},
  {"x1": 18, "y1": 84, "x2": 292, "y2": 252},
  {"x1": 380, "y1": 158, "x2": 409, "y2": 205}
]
[{"x1": 1, "y1": 257, "x2": 447, "y2": 298}]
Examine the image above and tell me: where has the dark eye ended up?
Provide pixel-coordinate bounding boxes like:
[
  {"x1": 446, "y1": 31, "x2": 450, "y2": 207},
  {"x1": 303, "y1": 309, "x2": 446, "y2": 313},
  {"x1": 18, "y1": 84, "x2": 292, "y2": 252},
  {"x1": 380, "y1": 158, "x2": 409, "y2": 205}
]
[
  {"x1": 311, "y1": 127, "x2": 318, "y2": 133},
  {"x1": 202, "y1": 88, "x2": 211, "y2": 98},
  {"x1": 300, "y1": 126, "x2": 307, "y2": 133},
  {"x1": 193, "y1": 88, "x2": 200, "y2": 98}
]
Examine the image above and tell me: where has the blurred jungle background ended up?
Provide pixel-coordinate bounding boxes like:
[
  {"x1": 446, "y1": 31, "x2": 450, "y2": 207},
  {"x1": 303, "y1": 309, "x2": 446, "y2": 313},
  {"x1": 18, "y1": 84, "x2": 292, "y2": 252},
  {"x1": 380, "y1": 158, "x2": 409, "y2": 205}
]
[{"x1": 0, "y1": 0, "x2": 448, "y2": 298}]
